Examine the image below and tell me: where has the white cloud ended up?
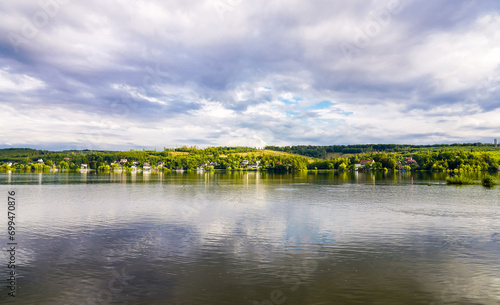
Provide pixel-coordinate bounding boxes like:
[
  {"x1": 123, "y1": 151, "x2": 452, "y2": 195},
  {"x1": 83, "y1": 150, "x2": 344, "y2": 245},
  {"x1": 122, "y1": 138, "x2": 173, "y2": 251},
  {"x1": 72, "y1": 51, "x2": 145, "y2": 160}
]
[
  {"x1": 192, "y1": 99, "x2": 234, "y2": 118},
  {"x1": 0, "y1": 69, "x2": 45, "y2": 92},
  {"x1": 407, "y1": 14, "x2": 500, "y2": 93}
]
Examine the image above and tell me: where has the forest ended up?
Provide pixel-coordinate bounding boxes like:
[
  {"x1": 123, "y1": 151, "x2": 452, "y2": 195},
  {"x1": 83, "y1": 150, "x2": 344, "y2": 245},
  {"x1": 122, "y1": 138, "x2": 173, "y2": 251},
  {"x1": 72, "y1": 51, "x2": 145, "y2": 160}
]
[
  {"x1": 264, "y1": 143, "x2": 499, "y2": 159},
  {"x1": 0, "y1": 144, "x2": 499, "y2": 173}
]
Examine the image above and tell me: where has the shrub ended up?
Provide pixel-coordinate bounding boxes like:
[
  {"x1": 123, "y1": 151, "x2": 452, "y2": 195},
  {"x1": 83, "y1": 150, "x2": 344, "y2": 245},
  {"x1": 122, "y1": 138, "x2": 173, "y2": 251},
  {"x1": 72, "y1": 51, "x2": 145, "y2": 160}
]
[{"x1": 482, "y1": 175, "x2": 497, "y2": 187}]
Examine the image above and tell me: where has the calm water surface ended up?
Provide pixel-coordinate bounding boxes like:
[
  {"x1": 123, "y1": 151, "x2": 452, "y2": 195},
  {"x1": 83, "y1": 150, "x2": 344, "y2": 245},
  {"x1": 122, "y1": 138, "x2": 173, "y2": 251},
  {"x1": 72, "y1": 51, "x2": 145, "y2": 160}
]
[{"x1": 0, "y1": 171, "x2": 499, "y2": 305}]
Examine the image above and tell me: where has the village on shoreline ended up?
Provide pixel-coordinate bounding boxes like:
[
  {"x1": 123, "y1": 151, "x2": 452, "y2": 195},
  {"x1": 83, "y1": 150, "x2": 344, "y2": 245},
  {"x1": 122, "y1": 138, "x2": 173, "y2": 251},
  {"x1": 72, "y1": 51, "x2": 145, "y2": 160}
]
[
  {"x1": 0, "y1": 156, "x2": 421, "y2": 172},
  {"x1": 1, "y1": 143, "x2": 500, "y2": 174}
]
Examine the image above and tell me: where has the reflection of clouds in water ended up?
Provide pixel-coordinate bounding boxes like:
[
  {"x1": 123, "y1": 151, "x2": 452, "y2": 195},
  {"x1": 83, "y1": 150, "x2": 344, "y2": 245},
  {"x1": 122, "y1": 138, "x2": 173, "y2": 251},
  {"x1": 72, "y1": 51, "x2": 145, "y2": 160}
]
[
  {"x1": 14, "y1": 221, "x2": 500, "y2": 304},
  {"x1": 8, "y1": 174, "x2": 500, "y2": 304},
  {"x1": 25, "y1": 235, "x2": 88, "y2": 278},
  {"x1": 86, "y1": 211, "x2": 345, "y2": 269},
  {"x1": 437, "y1": 218, "x2": 500, "y2": 256},
  {"x1": 429, "y1": 272, "x2": 499, "y2": 304}
]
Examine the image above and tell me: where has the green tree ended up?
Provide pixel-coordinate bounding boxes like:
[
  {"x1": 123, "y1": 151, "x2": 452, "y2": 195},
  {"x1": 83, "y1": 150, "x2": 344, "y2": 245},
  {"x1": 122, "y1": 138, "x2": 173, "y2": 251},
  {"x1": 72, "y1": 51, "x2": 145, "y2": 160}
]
[{"x1": 59, "y1": 160, "x2": 69, "y2": 169}]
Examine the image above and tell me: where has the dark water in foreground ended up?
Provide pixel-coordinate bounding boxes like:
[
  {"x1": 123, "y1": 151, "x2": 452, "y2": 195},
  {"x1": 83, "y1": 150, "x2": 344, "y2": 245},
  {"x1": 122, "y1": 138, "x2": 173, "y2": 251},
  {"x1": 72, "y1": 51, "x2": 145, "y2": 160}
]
[{"x1": 0, "y1": 171, "x2": 499, "y2": 305}]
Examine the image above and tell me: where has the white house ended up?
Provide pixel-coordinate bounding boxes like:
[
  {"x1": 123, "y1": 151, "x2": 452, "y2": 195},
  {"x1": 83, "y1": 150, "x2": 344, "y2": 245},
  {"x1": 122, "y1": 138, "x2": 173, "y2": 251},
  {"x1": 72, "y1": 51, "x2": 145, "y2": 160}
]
[
  {"x1": 354, "y1": 160, "x2": 374, "y2": 169},
  {"x1": 247, "y1": 163, "x2": 261, "y2": 169},
  {"x1": 359, "y1": 160, "x2": 374, "y2": 166}
]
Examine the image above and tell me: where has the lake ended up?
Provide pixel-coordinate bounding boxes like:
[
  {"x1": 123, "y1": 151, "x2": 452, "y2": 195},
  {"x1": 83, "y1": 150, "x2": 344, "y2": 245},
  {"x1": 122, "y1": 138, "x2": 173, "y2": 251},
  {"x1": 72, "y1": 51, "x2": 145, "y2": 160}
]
[{"x1": 1, "y1": 171, "x2": 499, "y2": 304}]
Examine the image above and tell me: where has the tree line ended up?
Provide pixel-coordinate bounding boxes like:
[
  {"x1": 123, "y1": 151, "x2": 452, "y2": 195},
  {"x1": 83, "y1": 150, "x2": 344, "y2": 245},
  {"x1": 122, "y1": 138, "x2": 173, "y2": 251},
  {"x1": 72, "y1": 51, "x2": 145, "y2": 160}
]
[
  {"x1": 265, "y1": 143, "x2": 498, "y2": 158},
  {"x1": 0, "y1": 147, "x2": 309, "y2": 172},
  {"x1": 0, "y1": 145, "x2": 499, "y2": 173},
  {"x1": 308, "y1": 150, "x2": 499, "y2": 172}
]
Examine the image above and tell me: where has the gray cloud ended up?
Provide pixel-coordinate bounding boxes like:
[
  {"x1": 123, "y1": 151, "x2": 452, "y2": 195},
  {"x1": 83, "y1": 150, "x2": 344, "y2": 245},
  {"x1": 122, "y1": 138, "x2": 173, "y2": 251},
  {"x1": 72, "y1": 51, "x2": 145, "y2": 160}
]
[{"x1": 1, "y1": 0, "x2": 500, "y2": 148}]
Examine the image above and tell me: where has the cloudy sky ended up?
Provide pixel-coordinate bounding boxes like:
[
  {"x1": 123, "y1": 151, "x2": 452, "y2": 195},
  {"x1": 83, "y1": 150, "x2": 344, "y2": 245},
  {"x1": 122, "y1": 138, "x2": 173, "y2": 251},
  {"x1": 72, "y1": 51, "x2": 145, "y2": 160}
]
[{"x1": 1, "y1": 0, "x2": 499, "y2": 150}]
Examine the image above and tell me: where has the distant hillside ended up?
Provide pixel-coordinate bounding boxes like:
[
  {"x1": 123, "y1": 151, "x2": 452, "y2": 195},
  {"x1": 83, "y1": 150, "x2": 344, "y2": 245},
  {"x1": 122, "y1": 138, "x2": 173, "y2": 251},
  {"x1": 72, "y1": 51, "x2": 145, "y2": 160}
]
[
  {"x1": 0, "y1": 146, "x2": 311, "y2": 171},
  {"x1": 0, "y1": 148, "x2": 109, "y2": 162},
  {"x1": 0, "y1": 148, "x2": 47, "y2": 162},
  {"x1": 265, "y1": 143, "x2": 499, "y2": 159},
  {"x1": 2, "y1": 144, "x2": 498, "y2": 162}
]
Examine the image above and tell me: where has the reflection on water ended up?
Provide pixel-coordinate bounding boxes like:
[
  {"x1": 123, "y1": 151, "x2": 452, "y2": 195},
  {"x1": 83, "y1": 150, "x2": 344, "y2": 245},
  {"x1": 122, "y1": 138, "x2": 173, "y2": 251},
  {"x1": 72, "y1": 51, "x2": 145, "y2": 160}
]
[
  {"x1": 0, "y1": 172, "x2": 499, "y2": 304},
  {"x1": 2, "y1": 170, "x2": 498, "y2": 186},
  {"x1": 1, "y1": 170, "x2": 498, "y2": 186}
]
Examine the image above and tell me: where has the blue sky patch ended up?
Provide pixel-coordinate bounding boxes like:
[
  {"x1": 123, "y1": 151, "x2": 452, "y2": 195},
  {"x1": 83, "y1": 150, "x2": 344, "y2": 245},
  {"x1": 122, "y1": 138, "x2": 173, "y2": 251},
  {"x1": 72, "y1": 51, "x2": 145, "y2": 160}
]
[
  {"x1": 306, "y1": 100, "x2": 335, "y2": 110},
  {"x1": 279, "y1": 96, "x2": 297, "y2": 105}
]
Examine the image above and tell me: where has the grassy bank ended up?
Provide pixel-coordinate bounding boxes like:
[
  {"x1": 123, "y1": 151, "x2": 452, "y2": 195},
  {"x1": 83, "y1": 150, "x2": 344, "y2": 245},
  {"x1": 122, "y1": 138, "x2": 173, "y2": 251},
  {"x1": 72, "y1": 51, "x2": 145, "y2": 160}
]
[{"x1": 446, "y1": 175, "x2": 475, "y2": 185}]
